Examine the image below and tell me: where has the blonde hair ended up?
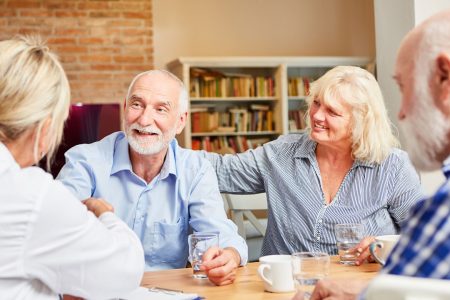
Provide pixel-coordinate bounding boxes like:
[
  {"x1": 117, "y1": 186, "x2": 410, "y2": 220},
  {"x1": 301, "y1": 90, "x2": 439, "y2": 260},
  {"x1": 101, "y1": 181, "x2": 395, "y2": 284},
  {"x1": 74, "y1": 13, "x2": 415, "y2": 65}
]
[
  {"x1": 0, "y1": 35, "x2": 70, "y2": 169},
  {"x1": 305, "y1": 66, "x2": 399, "y2": 164}
]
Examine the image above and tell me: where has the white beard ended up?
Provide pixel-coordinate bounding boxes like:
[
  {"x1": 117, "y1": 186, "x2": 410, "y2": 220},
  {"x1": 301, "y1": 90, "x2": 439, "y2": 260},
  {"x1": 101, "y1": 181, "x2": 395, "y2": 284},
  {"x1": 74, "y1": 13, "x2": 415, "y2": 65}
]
[
  {"x1": 125, "y1": 123, "x2": 175, "y2": 155},
  {"x1": 399, "y1": 78, "x2": 450, "y2": 171}
]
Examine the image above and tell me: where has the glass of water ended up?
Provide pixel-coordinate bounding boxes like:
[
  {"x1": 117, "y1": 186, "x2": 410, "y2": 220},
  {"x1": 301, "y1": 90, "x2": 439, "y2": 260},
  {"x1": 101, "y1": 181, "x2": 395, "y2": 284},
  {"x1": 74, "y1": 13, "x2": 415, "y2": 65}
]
[
  {"x1": 335, "y1": 223, "x2": 364, "y2": 265},
  {"x1": 188, "y1": 232, "x2": 219, "y2": 279},
  {"x1": 291, "y1": 252, "x2": 330, "y2": 299}
]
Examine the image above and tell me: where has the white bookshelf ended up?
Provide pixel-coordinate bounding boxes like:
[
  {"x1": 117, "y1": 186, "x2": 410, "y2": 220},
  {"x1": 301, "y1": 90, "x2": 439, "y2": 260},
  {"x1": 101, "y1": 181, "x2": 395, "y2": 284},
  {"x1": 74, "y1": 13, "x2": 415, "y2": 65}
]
[{"x1": 167, "y1": 56, "x2": 372, "y2": 151}]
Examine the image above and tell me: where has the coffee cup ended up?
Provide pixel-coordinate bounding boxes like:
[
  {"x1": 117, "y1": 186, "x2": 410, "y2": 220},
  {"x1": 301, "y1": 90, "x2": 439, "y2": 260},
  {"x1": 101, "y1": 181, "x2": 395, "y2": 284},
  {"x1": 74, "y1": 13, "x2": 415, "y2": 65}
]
[
  {"x1": 369, "y1": 235, "x2": 400, "y2": 265},
  {"x1": 257, "y1": 255, "x2": 295, "y2": 293}
]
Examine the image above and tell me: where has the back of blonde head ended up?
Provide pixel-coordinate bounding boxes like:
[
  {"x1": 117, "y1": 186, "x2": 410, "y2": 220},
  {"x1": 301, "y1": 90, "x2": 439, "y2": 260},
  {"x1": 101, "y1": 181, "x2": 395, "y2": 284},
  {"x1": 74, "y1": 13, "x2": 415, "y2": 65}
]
[
  {"x1": 0, "y1": 36, "x2": 70, "y2": 168},
  {"x1": 306, "y1": 66, "x2": 399, "y2": 164}
]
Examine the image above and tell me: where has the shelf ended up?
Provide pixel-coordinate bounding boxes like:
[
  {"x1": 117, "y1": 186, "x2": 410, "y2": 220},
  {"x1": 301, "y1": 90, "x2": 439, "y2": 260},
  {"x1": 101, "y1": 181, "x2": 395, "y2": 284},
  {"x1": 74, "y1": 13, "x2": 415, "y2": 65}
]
[
  {"x1": 191, "y1": 97, "x2": 277, "y2": 102},
  {"x1": 192, "y1": 131, "x2": 279, "y2": 137}
]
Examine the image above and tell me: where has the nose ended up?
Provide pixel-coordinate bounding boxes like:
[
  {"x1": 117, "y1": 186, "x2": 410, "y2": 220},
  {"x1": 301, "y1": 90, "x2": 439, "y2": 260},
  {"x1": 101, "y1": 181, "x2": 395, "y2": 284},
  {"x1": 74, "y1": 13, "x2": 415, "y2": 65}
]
[
  {"x1": 311, "y1": 105, "x2": 325, "y2": 121},
  {"x1": 137, "y1": 106, "x2": 155, "y2": 126}
]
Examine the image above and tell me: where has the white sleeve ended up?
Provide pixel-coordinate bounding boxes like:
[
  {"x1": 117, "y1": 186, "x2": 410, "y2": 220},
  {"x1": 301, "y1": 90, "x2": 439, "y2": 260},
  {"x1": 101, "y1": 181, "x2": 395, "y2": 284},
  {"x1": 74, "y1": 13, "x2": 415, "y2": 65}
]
[{"x1": 23, "y1": 180, "x2": 145, "y2": 299}]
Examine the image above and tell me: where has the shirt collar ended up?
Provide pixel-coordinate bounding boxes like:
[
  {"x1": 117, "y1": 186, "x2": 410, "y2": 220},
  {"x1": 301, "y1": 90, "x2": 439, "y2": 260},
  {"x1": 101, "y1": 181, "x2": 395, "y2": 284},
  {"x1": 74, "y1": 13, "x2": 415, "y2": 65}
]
[
  {"x1": 293, "y1": 135, "x2": 375, "y2": 168},
  {"x1": 111, "y1": 134, "x2": 178, "y2": 179},
  {"x1": 0, "y1": 142, "x2": 17, "y2": 173}
]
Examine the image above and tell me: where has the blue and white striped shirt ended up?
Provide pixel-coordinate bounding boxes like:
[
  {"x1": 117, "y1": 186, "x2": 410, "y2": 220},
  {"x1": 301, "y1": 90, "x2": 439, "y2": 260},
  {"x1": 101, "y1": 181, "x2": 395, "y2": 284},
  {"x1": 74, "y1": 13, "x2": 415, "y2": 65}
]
[
  {"x1": 382, "y1": 156, "x2": 450, "y2": 278},
  {"x1": 205, "y1": 133, "x2": 424, "y2": 256}
]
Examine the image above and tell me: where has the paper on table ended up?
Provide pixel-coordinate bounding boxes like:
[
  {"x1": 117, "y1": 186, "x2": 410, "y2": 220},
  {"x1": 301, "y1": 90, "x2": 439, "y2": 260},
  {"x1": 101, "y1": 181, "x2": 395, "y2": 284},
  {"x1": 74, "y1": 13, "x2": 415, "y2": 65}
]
[{"x1": 120, "y1": 287, "x2": 200, "y2": 300}]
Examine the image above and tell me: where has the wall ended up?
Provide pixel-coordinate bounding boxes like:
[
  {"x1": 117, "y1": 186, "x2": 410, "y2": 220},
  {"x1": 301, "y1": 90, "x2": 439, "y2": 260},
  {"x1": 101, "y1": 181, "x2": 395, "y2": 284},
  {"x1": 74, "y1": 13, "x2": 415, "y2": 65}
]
[
  {"x1": 0, "y1": 0, "x2": 153, "y2": 104},
  {"x1": 374, "y1": 0, "x2": 450, "y2": 195},
  {"x1": 153, "y1": 0, "x2": 375, "y2": 69}
]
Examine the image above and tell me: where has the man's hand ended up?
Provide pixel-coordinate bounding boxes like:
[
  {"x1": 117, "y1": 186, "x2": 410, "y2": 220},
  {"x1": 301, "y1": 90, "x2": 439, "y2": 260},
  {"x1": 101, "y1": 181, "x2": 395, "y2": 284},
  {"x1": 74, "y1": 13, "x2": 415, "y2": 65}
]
[
  {"x1": 291, "y1": 280, "x2": 357, "y2": 300},
  {"x1": 201, "y1": 246, "x2": 241, "y2": 286},
  {"x1": 354, "y1": 236, "x2": 376, "y2": 265},
  {"x1": 82, "y1": 197, "x2": 114, "y2": 218}
]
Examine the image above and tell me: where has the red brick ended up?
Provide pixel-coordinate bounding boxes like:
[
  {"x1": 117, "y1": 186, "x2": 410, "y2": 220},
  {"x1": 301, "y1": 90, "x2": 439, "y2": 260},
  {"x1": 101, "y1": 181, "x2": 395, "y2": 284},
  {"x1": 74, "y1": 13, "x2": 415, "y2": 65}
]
[
  {"x1": 0, "y1": 10, "x2": 16, "y2": 17},
  {"x1": 122, "y1": 64, "x2": 152, "y2": 71},
  {"x1": 91, "y1": 64, "x2": 122, "y2": 71},
  {"x1": 55, "y1": 46, "x2": 88, "y2": 53},
  {"x1": 54, "y1": 28, "x2": 89, "y2": 35},
  {"x1": 78, "y1": 2, "x2": 109, "y2": 10},
  {"x1": 109, "y1": 2, "x2": 143, "y2": 10},
  {"x1": 89, "y1": 46, "x2": 121, "y2": 54},
  {"x1": 78, "y1": 37, "x2": 106, "y2": 44},
  {"x1": 80, "y1": 55, "x2": 112, "y2": 63},
  {"x1": 113, "y1": 36, "x2": 144, "y2": 45},
  {"x1": 7, "y1": 1, "x2": 41, "y2": 8},
  {"x1": 47, "y1": 37, "x2": 77, "y2": 45},
  {"x1": 46, "y1": 1, "x2": 77, "y2": 9},
  {"x1": 89, "y1": 11, "x2": 120, "y2": 18},
  {"x1": 54, "y1": 11, "x2": 87, "y2": 17},
  {"x1": 113, "y1": 55, "x2": 144, "y2": 64},
  {"x1": 19, "y1": 10, "x2": 52, "y2": 17},
  {"x1": 78, "y1": 73, "x2": 113, "y2": 81},
  {"x1": 108, "y1": 20, "x2": 142, "y2": 27},
  {"x1": 122, "y1": 12, "x2": 147, "y2": 19},
  {"x1": 59, "y1": 55, "x2": 77, "y2": 63}
]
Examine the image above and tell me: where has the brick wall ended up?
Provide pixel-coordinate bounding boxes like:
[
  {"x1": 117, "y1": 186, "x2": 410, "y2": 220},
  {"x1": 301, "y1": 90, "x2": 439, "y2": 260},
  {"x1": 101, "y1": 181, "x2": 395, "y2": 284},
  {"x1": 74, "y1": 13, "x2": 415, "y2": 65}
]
[{"x1": 0, "y1": 0, "x2": 153, "y2": 104}]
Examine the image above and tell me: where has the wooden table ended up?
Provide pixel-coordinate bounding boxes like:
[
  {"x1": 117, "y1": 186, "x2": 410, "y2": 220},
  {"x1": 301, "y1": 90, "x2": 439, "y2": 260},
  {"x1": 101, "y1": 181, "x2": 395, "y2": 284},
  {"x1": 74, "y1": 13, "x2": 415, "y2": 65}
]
[{"x1": 141, "y1": 256, "x2": 381, "y2": 299}]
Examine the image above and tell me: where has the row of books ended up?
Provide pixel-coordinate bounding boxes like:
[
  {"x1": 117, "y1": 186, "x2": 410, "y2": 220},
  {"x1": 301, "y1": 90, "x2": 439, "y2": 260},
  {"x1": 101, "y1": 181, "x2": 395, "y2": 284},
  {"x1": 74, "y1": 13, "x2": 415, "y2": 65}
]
[
  {"x1": 191, "y1": 105, "x2": 274, "y2": 133},
  {"x1": 288, "y1": 77, "x2": 313, "y2": 97},
  {"x1": 189, "y1": 68, "x2": 275, "y2": 98},
  {"x1": 191, "y1": 136, "x2": 271, "y2": 153},
  {"x1": 288, "y1": 109, "x2": 307, "y2": 131}
]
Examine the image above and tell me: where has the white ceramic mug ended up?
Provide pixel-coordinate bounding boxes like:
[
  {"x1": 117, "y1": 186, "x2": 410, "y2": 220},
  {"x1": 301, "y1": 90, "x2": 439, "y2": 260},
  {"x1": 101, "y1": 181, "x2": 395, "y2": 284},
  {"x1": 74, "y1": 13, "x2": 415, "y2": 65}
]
[
  {"x1": 257, "y1": 255, "x2": 295, "y2": 293},
  {"x1": 369, "y1": 235, "x2": 400, "y2": 265}
]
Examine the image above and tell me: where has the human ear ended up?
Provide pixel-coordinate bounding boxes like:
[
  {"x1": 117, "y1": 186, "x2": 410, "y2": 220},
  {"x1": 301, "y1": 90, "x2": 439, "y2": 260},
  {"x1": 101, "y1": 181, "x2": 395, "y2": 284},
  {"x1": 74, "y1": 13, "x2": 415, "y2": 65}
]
[
  {"x1": 435, "y1": 53, "x2": 450, "y2": 109},
  {"x1": 176, "y1": 111, "x2": 187, "y2": 134},
  {"x1": 37, "y1": 117, "x2": 52, "y2": 158}
]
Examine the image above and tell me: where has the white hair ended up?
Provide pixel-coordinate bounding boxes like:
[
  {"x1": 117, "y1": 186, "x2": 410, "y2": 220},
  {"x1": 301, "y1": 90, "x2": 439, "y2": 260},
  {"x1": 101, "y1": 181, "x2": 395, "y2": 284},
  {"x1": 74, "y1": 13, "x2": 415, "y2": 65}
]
[
  {"x1": 126, "y1": 69, "x2": 188, "y2": 114},
  {"x1": 399, "y1": 13, "x2": 450, "y2": 170},
  {"x1": 0, "y1": 35, "x2": 70, "y2": 169}
]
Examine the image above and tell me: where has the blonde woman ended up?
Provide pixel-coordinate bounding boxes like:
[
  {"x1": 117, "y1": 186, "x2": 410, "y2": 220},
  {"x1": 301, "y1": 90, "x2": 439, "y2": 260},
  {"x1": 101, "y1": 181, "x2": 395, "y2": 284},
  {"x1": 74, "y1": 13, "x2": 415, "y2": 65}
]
[
  {"x1": 0, "y1": 36, "x2": 144, "y2": 299},
  {"x1": 205, "y1": 66, "x2": 423, "y2": 265}
]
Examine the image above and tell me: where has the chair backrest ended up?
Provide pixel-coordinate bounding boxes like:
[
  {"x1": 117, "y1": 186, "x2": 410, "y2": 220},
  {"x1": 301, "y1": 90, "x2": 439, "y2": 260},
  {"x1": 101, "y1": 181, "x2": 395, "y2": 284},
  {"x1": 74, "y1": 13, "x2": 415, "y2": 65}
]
[
  {"x1": 366, "y1": 274, "x2": 450, "y2": 300},
  {"x1": 222, "y1": 193, "x2": 268, "y2": 239}
]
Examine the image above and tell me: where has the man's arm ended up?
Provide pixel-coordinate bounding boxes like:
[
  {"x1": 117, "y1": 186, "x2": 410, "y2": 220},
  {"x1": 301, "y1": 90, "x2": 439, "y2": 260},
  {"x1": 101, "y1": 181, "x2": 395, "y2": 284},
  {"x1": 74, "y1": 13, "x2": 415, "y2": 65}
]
[{"x1": 188, "y1": 159, "x2": 248, "y2": 285}]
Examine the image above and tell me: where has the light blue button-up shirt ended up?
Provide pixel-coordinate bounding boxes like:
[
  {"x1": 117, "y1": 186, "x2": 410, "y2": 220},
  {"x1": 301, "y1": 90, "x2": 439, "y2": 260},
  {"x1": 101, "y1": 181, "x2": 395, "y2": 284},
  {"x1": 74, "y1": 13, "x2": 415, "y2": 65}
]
[{"x1": 57, "y1": 132, "x2": 248, "y2": 270}]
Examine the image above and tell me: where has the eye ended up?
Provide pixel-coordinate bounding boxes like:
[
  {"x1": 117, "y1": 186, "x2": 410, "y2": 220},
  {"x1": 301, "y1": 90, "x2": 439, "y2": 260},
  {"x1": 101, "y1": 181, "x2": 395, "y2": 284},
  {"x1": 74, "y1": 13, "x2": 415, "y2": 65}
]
[
  {"x1": 156, "y1": 106, "x2": 169, "y2": 113},
  {"x1": 130, "y1": 102, "x2": 143, "y2": 109},
  {"x1": 312, "y1": 100, "x2": 320, "y2": 107}
]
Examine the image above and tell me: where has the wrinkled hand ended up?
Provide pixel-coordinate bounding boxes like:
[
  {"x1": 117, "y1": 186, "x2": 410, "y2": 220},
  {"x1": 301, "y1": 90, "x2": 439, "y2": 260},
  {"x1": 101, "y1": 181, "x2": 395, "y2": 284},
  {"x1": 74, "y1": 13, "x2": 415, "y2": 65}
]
[
  {"x1": 82, "y1": 197, "x2": 114, "y2": 218},
  {"x1": 291, "y1": 279, "x2": 357, "y2": 300},
  {"x1": 201, "y1": 246, "x2": 240, "y2": 286},
  {"x1": 354, "y1": 236, "x2": 376, "y2": 266}
]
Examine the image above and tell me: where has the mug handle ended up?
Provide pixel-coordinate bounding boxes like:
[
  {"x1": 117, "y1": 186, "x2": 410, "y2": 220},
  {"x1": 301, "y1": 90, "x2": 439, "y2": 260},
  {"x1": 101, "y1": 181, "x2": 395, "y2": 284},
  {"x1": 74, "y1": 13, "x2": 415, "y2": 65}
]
[
  {"x1": 369, "y1": 241, "x2": 385, "y2": 265},
  {"x1": 257, "y1": 264, "x2": 273, "y2": 286}
]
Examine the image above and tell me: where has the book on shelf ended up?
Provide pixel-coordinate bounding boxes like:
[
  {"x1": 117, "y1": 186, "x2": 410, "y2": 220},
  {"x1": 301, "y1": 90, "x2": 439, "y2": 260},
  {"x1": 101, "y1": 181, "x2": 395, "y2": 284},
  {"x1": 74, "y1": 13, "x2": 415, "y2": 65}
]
[
  {"x1": 288, "y1": 77, "x2": 313, "y2": 97},
  {"x1": 288, "y1": 109, "x2": 307, "y2": 130},
  {"x1": 190, "y1": 67, "x2": 275, "y2": 98},
  {"x1": 192, "y1": 136, "x2": 270, "y2": 153}
]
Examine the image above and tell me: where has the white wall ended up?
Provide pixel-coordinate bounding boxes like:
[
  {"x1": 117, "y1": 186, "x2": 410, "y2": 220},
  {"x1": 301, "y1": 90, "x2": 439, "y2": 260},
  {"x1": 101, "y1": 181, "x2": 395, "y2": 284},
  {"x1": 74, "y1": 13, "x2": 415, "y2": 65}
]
[
  {"x1": 374, "y1": 0, "x2": 450, "y2": 195},
  {"x1": 153, "y1": 0, "x2": 375, "y2": 69}
]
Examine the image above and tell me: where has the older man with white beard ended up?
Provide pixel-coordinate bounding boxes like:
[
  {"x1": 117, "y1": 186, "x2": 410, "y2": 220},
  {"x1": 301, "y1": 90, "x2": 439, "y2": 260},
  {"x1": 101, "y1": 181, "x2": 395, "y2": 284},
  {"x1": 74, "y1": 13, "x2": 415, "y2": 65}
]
[
  {"x1": 292, "y1": 9, "x2": 450, "y2": 300},
  {"x1": 57, "y1": 70, "x2": 247, "y2": 286}
]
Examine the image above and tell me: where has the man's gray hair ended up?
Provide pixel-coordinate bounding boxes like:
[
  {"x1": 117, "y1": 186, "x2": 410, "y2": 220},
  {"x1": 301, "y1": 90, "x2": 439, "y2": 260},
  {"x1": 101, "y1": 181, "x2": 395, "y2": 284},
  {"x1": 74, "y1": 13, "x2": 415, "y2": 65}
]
[{"x1": 126, "y1": 69, "x2": 188, "y2": 113}]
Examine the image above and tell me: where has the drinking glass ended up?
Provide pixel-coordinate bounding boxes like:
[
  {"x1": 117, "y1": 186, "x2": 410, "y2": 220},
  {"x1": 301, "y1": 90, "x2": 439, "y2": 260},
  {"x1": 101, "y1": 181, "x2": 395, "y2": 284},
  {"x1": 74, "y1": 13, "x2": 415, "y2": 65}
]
[
  {"x1": 188, "y1": 232, "x2": 219, "y2": 279},
  {"x1": 335, "y1": 223, "x2": 364, "y2": 265},
  {"x1": 291, "y1": 252, "x2": 330, "y2": 299}
]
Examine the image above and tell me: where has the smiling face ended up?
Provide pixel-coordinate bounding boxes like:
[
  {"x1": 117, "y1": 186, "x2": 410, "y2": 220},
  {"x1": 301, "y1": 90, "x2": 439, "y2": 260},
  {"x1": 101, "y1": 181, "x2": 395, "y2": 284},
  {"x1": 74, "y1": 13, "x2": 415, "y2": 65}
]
[
  {"x1": 309, "y1": 95, "x2": 353, "y2": 150},
  {"x1": 124, "y1": 72, "x2": 186, "y2": 156}
]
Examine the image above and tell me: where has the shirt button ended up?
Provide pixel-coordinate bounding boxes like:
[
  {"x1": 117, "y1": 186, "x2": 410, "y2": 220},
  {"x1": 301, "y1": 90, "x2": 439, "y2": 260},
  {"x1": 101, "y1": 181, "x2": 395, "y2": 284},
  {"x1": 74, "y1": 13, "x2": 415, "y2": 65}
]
[
  {"x1": 319, "y1": 219, "x2": 323, "y2": 223},
  {"x1": 316, "y1": 236, "x2": 320, "y2": 241}
]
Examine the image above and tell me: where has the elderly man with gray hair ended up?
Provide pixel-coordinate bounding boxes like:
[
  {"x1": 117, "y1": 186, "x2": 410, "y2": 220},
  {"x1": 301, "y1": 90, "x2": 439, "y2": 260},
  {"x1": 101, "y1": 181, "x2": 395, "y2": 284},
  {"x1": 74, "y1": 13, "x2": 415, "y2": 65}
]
[
  {"x1": 293, "y1": 9, "x2": 450, "y2": 300},
  {"x1": 57, "y1": 70, "x2": 248, "y2": 286}
]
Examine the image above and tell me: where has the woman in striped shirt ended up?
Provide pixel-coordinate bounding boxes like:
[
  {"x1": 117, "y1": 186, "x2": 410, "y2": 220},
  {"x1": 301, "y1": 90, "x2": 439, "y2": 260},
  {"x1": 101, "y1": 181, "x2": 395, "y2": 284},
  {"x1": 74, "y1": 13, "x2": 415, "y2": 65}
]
[{"x1": 205, "y1": 66, "x2": 423, "y2": 265}]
